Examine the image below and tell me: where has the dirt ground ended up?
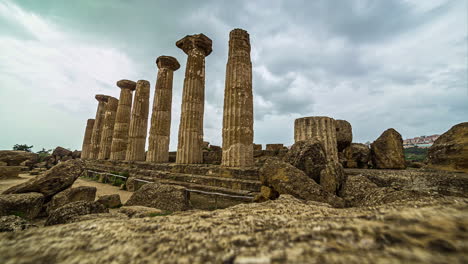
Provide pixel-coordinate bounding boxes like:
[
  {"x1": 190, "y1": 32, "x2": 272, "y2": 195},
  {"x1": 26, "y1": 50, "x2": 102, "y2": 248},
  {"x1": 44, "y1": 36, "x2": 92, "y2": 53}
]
[{"x1": 0, "y1": 173, "x2": 133, "y2": 203}]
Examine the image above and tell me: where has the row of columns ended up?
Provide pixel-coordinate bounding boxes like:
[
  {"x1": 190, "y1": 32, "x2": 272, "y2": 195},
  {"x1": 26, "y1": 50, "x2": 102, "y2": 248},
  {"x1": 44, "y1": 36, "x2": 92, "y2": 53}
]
[{"x1": 81, "y1": 29, "x2": 254, "y2": 167}]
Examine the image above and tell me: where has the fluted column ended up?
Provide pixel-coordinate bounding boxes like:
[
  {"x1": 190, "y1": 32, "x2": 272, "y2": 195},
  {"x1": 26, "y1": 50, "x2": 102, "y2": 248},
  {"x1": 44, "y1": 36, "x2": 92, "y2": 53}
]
[
  {"x1": 109, "y1": 80, "x2": 136, "y2": 160},
  {"x1": 89, "y1": 94, "x2": 110, "y2": 159},
  {"x1": 175, "y1": 34, "x2": 212, "y2": 164},
  {"x1": 294, "y1": 116, "x2": 339, "y2": 162},
  {"x1": 126, "y1": 80, "x2": 150, "y2": 161},
  {"x1": 80, "y1": 119, "x2": 95, "y2": 159},
  {"x1": 222, "y1": 28, "x2": 254, "y2": 167},
  {"x1": 97, "y1": 97, "x2": 119, "y2": 160},
  {"x1": 147, "y1": 56, "x2": 180, "y2": 163}
]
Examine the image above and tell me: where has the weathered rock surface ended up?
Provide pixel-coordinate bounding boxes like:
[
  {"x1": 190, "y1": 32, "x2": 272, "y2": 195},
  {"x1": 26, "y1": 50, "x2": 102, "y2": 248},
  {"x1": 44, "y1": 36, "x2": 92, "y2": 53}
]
[
  {"x1": 0, "y1": 193, "x2": 44, "y2": 219},
  {"x1": 2, "y1": 160, "x2": 84, "y2": 200},
  {"x1": 118, "y1": 206, "x2": 165, "y2": 218},
  {"x1": 52, "y1": 147, "x2": 72, "y2": 157},
  {"x1": 96, "y1": 194, "x2": 121, "y2": 208},
  {"x1": 283, "y1": 139, "x2": 327, "y2": 183},
  {"x1": 320, "y1": 161, "x2": 346, "y2": 195},
  {"x1": 0, "y1": 151, "x2": 38, "y2": 166},
  {"x1": 0, "y1": 194, "x2": 466, "y2": 263},
  {"x1": 371, "y1": 128, "x2": 406, "y2": 169},
  {"x1": 0, "y1": 215, "x2": 37, "y2": 232},
  {"x1": 125, "y1": 182, "x2": 190, "y2": 211},
  {"x1": 336, "y1": 119, "x2": 352, "y2": 152},
  {"x1": 427, "y1": 122, "x2": 468, "y2": 173},
  {"x1": 343, "y1": 143, "x2": 371, "y2": 168},
  {"x1": 259, "y1": 159, "x2": 344, "y2": 207},
  {"x1": 0, "y1": 166, "x2": 22, "y2": 179},
  {"x1": 47, "y1": 186, "x2": 97, "y2": 213},
  {"x1": 45, "y1": 201, "x2": 108, "y2": 226}
]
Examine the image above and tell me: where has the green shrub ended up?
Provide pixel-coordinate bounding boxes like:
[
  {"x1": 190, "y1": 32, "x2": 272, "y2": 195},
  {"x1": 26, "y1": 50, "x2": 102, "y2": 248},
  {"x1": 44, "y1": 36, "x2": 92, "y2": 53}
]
[{"x1": 148, "y1": 211, "x2": 172, "y2": 217}]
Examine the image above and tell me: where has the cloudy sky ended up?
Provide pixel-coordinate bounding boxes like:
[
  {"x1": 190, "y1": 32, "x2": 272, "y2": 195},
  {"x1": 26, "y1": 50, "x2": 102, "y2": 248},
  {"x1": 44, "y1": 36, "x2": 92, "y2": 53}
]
[{"x1": 0, "y1": 0, "x2": 466, "y2": 152}]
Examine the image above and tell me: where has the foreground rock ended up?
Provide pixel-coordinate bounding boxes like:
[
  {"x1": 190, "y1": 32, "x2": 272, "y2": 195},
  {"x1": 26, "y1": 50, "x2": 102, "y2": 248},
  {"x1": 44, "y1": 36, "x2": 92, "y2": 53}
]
[
  {"x1": 0, "y1": 195, "x2": 466, "y2": 263},
  {"x1": 0, "y1": 166, "x2": 22, "y2": 179},
  {"x1": 47, "y1": 186, "x2": 97, "y2": 213},
  {"x1": 259, "y1": 159, "x2": 344, "y2": 207},
  {"x1": 427, "y1": 122, "x2": 468, "y2": 173},
  {"x1": 343, "y1": 143, "x2": 371, "y2": 168},
  {"x1": 0, "y1": 215, "x2": 36, "y2": 232},
  {"x1": 118, "y1": 206, "x2": 165, "y2": 218},
  {"x1": 336, "y1": 119, "x2": 352, "y2": 152},
  {"x1": 125, "y1": 183, "x2": 190, "y2": 211},
  {"x1": 283, "y1": 139, "x2": 327, "y2": 183},
  {"x1": 0, "y1": 193, "x2": 44, "y2": 219},
  {"x1": 320, "y1": 161, "x2": 346, "y2": 195},
  {"x1": 371, "y1": 128, "x2": 406, "y2": 169},
  {"x1": 2, "y1": 159, "x2": 84, "y2": 200},
  {"x1": 45, "y1": 201, "x2": 108, "y2": 226},
  {"x1": 0, "y1": 151, "x2": 38, "y2": 166}
]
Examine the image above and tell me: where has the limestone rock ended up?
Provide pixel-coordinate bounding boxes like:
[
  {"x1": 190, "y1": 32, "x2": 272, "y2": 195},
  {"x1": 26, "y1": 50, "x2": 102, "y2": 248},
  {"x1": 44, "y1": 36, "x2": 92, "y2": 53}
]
[
  {"x1": 2, "y1": 159, "x2": 84, "y2": 200},
  {"x1": 265, "y1": 144, "x2": 284, "y2": 151},
  {"x1": 125, "y1": 177, "x2": 137, "y2": 192},
  {"x1": 96, "y1": 194, "x2": 122, "y2": 208},
  {"x1": 125, "y1": 183, "x2": 190, "y2": 211},
  {"x1": 259, "y1": 159, "x2": 344, "y2": 207},
  {"x1": 47, "y1": 186, "x2": 97, "y2": 213},
  {"x1": 427, "y1": 122, "x2": 468, "y2": 173},
  {"x1": 320, "y1": 161, "x2": 346, "y2": 195},
  {"x1": 0, "y1": 151, "x2": 38, "y2": 166},
  {"x1": 118, "y1": 206, "x2": 165, "y2": 218},
  {"x1": 343, "y1": 143, "x2": 371, "y2": 168},
  {"x1": 283, "y1": 139, "x2": 327, "y2": 183},
  {"x1": 1, "y1": 194, "x2": 466, "y2": 263},
  {"x1": 0, "y1": 215, "x2": 37, "y2": 232},
  {"x1": 371, "y1": 128, "x2": 406, "y2": 169},
  {"x1": 336, "y1": 119, "x2": 352, "y2": 152},
  {"x1": 0, "y1": 166, "x2": 22, "y2": 179},
  {"x1": 45, "y1": 201, "x2": 108, "y2": 226},
  {"x1": 0, "y1": 193, "x2": 44, "y2": 219},
  {"x1": 52, "y1": 146, "x2": 72, "y2": 158}
]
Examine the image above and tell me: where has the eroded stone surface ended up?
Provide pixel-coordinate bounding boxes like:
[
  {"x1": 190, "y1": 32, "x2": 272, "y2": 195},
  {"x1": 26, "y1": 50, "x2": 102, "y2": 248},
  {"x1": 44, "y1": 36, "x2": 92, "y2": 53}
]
[
  {"x1": 336, "y1": 119, "x2": 352, "y2": 152},
  {"x1": 343, "y1": 143, "x2": 371, "y2": 168},
  {"x1": 80, "y1": 119, "x2": 95, "y2": 159},
  {"x1": 371, "y1": 128, "x2": 406, "y2": 169},
  {"x1": 89, "y1": 94, "x2": 110, "y2": 159},
  {"x1": 125, "y1": 182, "x2": 190, "y2": 212},
  {"x1": 126, "y1": 80, "x2": 150, "y2": 161},
  {"x1": 47, "y1": 186, "x2": 97, "y2": 213},
  {"x1": 0, "y1": 215, "x2": 37, "y2": 232},
  {"x1": 45, "y1": 201, "x2": 108, "y2": 226},
  {"x1": 283, "y1": 139, "x2": 327, "y2": 183},
  {"x1": 0, "y1": 193, "x2": 44, "y2": 219},
  {"x1": 97, "y1": 97, "x2": 119, "y2": 160},
  {"x1": 1, "y1": 195, "x2": 466, "y2": 263}
]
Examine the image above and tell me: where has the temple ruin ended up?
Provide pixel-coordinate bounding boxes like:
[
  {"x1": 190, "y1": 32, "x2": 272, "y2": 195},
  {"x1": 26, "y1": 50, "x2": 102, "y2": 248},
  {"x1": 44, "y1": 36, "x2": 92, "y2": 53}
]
[
  {"x1": 126, "y1": 80, "x2": 150, "y2": 161},
  {"x1": 97, "y1": 97, "x2": 119, "y2": 160},
  {"x1": 80, "y1": 119, "x2": 95, "y2": 159},
  {"x1": 88, "y1": 94, "x2": 110, "y2": 159}
]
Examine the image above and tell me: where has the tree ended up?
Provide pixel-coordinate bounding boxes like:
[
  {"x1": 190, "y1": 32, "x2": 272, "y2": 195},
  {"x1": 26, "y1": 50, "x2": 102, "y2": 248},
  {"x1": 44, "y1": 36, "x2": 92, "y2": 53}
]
[
  {"x1": 13, "y1": 144, "x2": 33, "y2": 152},
  {"x1": 37, "y1": 148, "x2": 51, "y2": 154}
]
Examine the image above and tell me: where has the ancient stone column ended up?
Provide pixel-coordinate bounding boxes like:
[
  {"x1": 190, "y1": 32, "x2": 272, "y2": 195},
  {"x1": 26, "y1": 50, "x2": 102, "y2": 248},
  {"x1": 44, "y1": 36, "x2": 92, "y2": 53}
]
[
  {"x1": 80, "y1": 119, "x2": 95, "y2": 159},
  {"x1": 294, "y1": 116, "x2": 339, "y2": 162},
  {"x1": 146, "y1": 56, "x2": 180, "y2": 163},
  {"x1": 97, "y1": 97, "x2": 119, "y2": 160},
  {"x1": 175, "y1": 34, "x2": 212, "y2": 164},
  {"x1": 89, "y1": 94, "x2": 110, "y2": 159},
  {"x1": 109, "y1": 80, "x2": 136, "y2": 161},
  {"x1": 126, "y1": 80, "x2": 150, "y2": 161},
  {"x1": 221, "y1": 29, "x2": 254, "y2": 167}
]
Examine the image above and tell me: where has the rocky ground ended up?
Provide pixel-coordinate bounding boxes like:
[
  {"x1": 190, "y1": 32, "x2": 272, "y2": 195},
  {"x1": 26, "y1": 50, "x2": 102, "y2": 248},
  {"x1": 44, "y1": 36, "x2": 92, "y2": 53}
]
[{"x1": 0, "y1": 194, "x2": 466, "y2": 264}]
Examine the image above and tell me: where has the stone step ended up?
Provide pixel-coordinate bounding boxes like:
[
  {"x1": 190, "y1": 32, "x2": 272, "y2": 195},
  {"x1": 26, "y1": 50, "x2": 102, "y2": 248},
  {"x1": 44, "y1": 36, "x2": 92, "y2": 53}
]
[
  {"x1": 133, "y1": 169, "x2": 261, "y2": 193},
  {"x1": 130, "y1": 175, "x2": 257, "y2": 202}
]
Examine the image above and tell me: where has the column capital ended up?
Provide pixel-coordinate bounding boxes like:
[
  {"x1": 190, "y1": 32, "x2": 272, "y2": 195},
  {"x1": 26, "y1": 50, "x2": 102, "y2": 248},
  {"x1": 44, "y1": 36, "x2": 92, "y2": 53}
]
[
  {"x1": 176, "y1": 33, "x2": 212, "y2": 56},
  {"x1": 156, "y1": 56, "x2": 180, "y2": 71},
  {"x1": 117, "y1": 79, "x2": 136, "y2": 91},
  {"x1": 95, "y1": 94, "x2": 110, "y2": 102},
  {"x1": 229, "y1": 28, "x2": 250, "y2": 51}
]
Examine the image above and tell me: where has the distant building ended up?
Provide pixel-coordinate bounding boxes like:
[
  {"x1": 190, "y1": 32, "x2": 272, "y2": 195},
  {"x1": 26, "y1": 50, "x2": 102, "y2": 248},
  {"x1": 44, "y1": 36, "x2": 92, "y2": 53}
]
[{"x1": 403, "y1": 134, "x2": 440, "y2": 148}]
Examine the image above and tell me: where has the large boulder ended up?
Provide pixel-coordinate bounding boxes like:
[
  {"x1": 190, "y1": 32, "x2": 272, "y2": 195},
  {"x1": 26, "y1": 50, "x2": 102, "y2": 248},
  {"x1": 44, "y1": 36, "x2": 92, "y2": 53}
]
[
  {"x1": 47, "y1": 186, "x2": 97, "y2": 213},
  {"x1": 125, "y1": 183, "x2": 190, "y2": 212},
  {"x1": 343, "y1": 143, "x2": 371, "y2": 168},
  {"x1": 0, "y1": 166, "x2": 22, "y2": 179},
  {"x1": 0, "y1": 151, "x2": 38, "y2": 166},
  {"x1": 370, "y1": 128, "x2": 406, "y2": 169},
  {"x1": 96, "y1": 194, "x2": 122, "y2": 208},
  {"x1": 336, "y1": 120, "x2": 352, "y2": 152},
  {"x1": 2, "y1": 159, "x2": 84, "y2": 200},
  {"x1": 52, "y1": 147, "x2": 73, "y2": 158},
  {"x1": 0, "y1": 215, "x2": 37, "y2": 232},
  {"x1": 427, "y1": 122, "x2": 468, "y2": 173},
  {"x1": 320, "y1": 161, "x2": 346, "y2": 195},
  {"x1": 283, "y1": 139, "x2": 327, "y2": 183},
  {"x1": 259, "y1": 159, "x2": 344, "y2": 207},
  {"x1": 45, "y1": 201, "x2": 108, "y2": 226},
  {"x1": 0, "y1": 193, "x2": 44, "y2": 219}
]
